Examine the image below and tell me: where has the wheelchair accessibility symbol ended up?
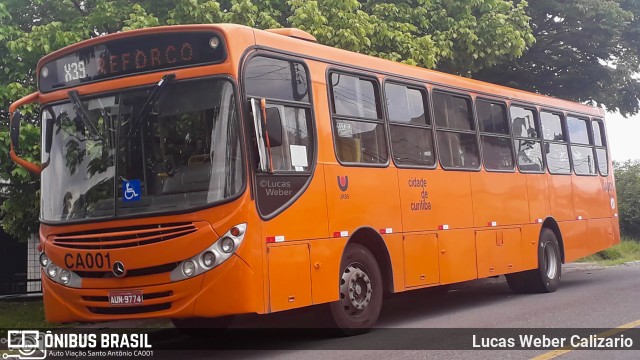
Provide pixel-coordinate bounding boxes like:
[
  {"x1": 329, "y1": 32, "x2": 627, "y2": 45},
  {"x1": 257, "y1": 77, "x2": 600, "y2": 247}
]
[{"x1": 122, "y1": 179, "x2": 141, "y2": 202}]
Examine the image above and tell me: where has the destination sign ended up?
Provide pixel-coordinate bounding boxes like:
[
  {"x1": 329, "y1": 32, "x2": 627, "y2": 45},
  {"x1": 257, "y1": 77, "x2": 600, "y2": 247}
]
[{"x1": 38, "y1": 31, "x2": 226, "y2": 92}]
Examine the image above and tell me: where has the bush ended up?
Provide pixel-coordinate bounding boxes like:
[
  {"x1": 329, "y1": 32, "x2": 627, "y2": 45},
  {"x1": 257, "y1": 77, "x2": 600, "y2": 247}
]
[{"x1": 614, "y1": 160, "x2": 640, "y2": 239}]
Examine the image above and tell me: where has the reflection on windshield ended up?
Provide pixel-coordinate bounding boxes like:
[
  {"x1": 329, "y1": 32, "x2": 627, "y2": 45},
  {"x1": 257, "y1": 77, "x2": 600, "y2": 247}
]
[{"x1": 41, "y1": 79, "x2": 244, "y2": 222}]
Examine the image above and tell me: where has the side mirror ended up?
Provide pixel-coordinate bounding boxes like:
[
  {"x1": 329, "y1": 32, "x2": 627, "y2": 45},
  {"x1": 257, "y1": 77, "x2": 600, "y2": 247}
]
[
  {"x1": 264, "y1": 107, "x2": 283, "y2": 147},
  {"x1": 10, "y1": 110, "x2": 22, "y2": 150}
]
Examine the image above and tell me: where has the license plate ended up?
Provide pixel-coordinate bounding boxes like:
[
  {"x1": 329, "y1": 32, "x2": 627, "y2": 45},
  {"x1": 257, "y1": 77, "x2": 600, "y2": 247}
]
[{"x1": 108, "y1": 290, "x2": 143, "y2": 306}]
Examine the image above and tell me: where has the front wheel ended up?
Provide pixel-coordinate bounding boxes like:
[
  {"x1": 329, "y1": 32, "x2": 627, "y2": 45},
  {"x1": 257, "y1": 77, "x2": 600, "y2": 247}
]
[
  {"x1": 327, "y1": 243, "x2": 383, "y2": 336},
  {"x1": 506, "y1": 228, "x2": 561, "y2": 293}
]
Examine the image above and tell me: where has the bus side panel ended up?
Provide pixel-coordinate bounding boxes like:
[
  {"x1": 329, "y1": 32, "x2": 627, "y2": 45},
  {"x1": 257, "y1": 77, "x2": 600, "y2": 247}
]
[
  {"x1": 525, "y1": 173, "x2": 550, "y2": 223},
  {"x1": 260, "y1": 164, "x2": 330, "y2": 241},
  {"x1": 572, "y1": 175, "x2": 607, "y2": 220},
  {"x1": 520, "y1": 224, "x2": 543, "y2": 270},
  {"x1": 267, "y1": 243, "x2": 313, "y2": 312},
  {"x1": 470, "y1": 172, "x2": 529, "y2": 227},
  {"x1": 587, "y1": 218, "x2": 614, "y2": 254},
  {"x1": 559, "y1": 220, "x2": 589, "y2": 263},
  {"x1": 475, "y1": 228, "x2": 523, "y2": 278},
  {"x1": 437, "y1": 229, "x2": 477, "y2": 284},
  {"x1": 309, "y1": 237, "x2": 347, "y2": 305},
  {"x1": 397, "y1": 170, "x2": 474, "y2": 231},
  {"x1": 403, "y1": 233, "x2": 440, "y2": 288},
  {"x1": 324, "y1": 165, "x2": 404, "y2": 290},
  {"x1": 547, "y1": 174, "x2": 575, "y2": 221},
  {"x1": 594, "y1": 176, "x2": 615, "y2": 219}
]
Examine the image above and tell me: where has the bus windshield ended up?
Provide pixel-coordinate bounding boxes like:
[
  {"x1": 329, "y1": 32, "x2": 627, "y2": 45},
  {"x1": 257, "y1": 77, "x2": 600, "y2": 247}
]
[{"x1": 40, "y1": 78, "x2": 244, "y2": 222}]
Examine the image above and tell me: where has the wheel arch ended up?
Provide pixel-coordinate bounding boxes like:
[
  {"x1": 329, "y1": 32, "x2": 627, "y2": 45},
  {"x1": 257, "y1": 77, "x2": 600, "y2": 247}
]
[
  {"x1": 343, "y1": 227, "x2": 394, "y2": 293},
  {"x1": 542, "y1": 217, "x2": 565, "y2": 263}
]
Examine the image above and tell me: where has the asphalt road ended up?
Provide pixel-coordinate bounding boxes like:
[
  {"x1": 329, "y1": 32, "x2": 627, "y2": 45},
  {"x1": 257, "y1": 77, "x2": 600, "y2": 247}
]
[{"x1": 145, "y1": 263, "x2": 640, "y2": 360}]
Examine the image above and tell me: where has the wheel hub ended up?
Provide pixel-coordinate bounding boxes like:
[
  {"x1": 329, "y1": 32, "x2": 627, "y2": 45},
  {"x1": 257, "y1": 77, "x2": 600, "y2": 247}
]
[{"x1": 340, "y1": 264, "x2": 373, "y2": 314}]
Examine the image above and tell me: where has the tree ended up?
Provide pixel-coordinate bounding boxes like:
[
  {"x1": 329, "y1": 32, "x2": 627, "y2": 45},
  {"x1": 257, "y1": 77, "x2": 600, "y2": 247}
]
[
  {"x1": 474, "y1": 0, "x2": 640, "y2": 116},
  {"x1": 0, "y1": 0, "x2": 535, "y2": 240},
  {"x1": 614, "y1": 160, "x2": 640, "y2": 239}
]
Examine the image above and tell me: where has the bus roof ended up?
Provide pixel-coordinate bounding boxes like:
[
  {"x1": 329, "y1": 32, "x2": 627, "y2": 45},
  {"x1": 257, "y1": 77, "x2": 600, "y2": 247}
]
[
  {"x1": 251, "y1": 26, "x2": 605, "y2": 117},
  {"x1": 37, "y1": 23, "x2": 604, "y2": 117}
]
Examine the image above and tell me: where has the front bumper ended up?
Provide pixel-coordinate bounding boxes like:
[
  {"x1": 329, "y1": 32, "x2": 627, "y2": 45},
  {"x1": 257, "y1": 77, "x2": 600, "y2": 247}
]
[{"x1": 43, "y1": 254, "x2": 259, "y2": 323}]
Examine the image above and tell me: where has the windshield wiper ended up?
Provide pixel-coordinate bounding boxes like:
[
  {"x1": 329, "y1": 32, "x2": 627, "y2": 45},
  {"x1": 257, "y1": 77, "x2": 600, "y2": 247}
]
[
  {"x1": 132, "y1": 73, "x2": 175, "y2": 130},
  {"x1": 68, "y1": 90, "x2": 99, "y2": 136}
]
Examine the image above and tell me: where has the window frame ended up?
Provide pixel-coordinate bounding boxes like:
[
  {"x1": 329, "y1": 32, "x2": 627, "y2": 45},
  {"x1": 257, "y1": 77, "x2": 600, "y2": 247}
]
[
  {"x1": 540, "y1": 109, "x2": 572, "y2": 175},
  {"x1": 592, "y1": 118, "x2": 609, "y2": 176},
  {"x1": 327, "y1": 68, "x2": 389, "y2": 168},
  {"x1": 432, "y1": 88, "x2": 481, "y2": 171},
  {"x1": 382, "y1": 78, "x2": 436, "y2": 169},
  {"x1": 243, "y1": 53, "x2": 316, "y2": 175},
  {"x1": 509, "y1": 102, "x2": 546, "y2": 174},
  {"x1": 476, "y1": 97, "x2": 515, "y2": 173},
  {"x1": 567, "y1": 114, "x2": 597, "y2": 177}
]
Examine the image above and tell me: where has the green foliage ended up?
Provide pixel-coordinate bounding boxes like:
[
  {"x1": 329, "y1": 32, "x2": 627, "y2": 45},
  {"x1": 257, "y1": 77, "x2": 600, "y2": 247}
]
[
  {"x1": 581, "y1": 237, "x2": 640, "y2": 265},
  {"x1": 475, "y1": 0, "x2": 640, "y2": 116},
  {"x1": 0, "y1": 0, "x2": 535, "y2": 240},
  {"x1": 614, "y1": 160, "x2": 640, "y2": 238}
]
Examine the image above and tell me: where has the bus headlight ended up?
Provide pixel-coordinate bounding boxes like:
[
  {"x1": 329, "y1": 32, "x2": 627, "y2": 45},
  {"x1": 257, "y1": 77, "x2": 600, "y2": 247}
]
[
  {"x1": 202, "y1": 251, "x2": 216, "y2": 268},
  {"x1": 47, "y1": 263, "x2": 59, "y2": 278},
  {"x1": 171, "y1": 223, "x2": 247, "y2": 282},
  {"x1": 220, "y1": 238, "x2": 234, "y2": 253},
  {"x1": 59, "y1": 269, "x2": 71, "y2": 284},
  {"x1": 39, "y1": 252, "x2": 50, "y2": 267},
  {"x1": 182, "y1": 261, "x2": 196, "y2": 277},
  {"x1": 39, "y1": 252, "x2": 81, "y2": 288}
]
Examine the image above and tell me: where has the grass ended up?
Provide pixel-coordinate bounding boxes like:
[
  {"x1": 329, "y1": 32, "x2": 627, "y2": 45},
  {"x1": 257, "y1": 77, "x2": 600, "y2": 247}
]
[
  {"x1": 0, "y1": 300, "x2": 59, "y2": 329},
  {"x1": 579, "y1": 237, "x2": 640, "y2": 266}
]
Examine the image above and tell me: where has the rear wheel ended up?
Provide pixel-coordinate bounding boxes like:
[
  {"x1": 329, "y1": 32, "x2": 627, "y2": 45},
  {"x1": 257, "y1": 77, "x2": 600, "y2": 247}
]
[
  {"x1": 171, "y1": 316, "x2": 234, "y2": 337},
  {"x1": 327, "y1": 243, "x2": 383, "y2": 336},
  {"x1": 506, "y1": 228, "x2": 561, "y2": 293}
]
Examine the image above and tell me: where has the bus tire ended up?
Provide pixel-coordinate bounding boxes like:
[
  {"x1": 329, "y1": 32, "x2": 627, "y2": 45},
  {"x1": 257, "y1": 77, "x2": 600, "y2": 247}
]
[
  {"x1": 171, "y1": 316, "x2": 234, "y2": 337},
  {"x1": 506, "y1": 228, "x2": 561, "y2": 293},
  {"x1": 327, "y1": 243, "x2": 384, "y2": 336}
]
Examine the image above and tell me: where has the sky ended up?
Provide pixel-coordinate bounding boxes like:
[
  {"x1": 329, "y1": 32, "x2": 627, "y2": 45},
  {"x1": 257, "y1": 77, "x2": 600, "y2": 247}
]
[{"x1": 605, "y1": 111, "x2": 640, "y2": 162}]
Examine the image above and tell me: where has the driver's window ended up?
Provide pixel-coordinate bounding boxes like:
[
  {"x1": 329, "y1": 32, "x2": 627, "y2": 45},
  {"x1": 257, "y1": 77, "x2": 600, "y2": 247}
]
[{"x1": 245, "y1": 56, "x2": 314, "y2": 173}]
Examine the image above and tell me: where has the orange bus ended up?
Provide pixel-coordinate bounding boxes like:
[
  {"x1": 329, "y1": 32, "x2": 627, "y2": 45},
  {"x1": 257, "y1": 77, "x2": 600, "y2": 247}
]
[{"x1": 8, "y1": 24, "x2": 620, "y2": 334}]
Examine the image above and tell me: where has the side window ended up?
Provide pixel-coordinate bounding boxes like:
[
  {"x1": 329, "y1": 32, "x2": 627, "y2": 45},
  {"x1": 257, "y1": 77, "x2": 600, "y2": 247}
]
[
  {"x1": 592, "y1": 119, "x2": 609, "y2": 176},
  {"x1": 246, "y1": 56, "x2": 313, "y2": 172},
  {"x1": 510, "y1": 105, "x2": 544, "y2": 172},
  {"x1": 385, "y1": 82, "x2": 434, "y2": 167},
  {"x1": 567, "y1": 116, "x2": 596, "y2": 175},
  {"x1": 244, "y1": 56, "x2": 309, "y2": 102},
  {"x1": 541, "y1": 111, "x2": 570, "y2": 174},
  {"x1": 330, "y1": 72, "x2": 387, "y2": 164},
  {"x1": 477, "y1": 100, "x2": 513, "y2": 171},
  {"x1": 433, "y1": 91, "x2": 479, "y2": 169}
]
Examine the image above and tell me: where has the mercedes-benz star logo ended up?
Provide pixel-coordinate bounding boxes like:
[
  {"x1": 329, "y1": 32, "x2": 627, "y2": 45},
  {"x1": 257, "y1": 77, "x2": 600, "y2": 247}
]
[{"x1": 112, "y1": 261, "x2": 126, "y2": 277}]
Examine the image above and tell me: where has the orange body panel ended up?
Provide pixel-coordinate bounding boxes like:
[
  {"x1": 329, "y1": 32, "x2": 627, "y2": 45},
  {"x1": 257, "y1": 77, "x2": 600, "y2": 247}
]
[
  {"x1": 12, "y1": 24, "x2": 617, "y2": 323},
  {"x1": 475, "y1": 228, "x2": 523, "y2": 278},
  {"x1": 403, "y1": 233, "x2": 439, "y2": 288},
  {"x1": 525, "y1": 174, "x2": 551, "y2": 223},
  {"x1": 559, "y1": 220, "x2": 590, "y2": 263},
  {"x1": 267, "y1": 244, "x2": 313, "y2": 312},
  {"x1": 397, "y1": 170, "x2": 474, "y2": 231},
  {"x1": 437, "y1": 230, "x2": 478, "y2": 285},
  {"x1": 547, "y1": 174, "x2": 575, "y2": 221},
  {"x1": 470, "y1": 172, "x2": 529, "y2": 227}
]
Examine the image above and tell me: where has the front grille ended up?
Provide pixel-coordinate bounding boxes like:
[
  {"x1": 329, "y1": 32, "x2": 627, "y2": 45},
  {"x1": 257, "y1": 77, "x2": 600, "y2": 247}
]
[
  {"x1": 83, "y1": 291, "x2": 173, "y2": 302},
  {"x1": 88, "y1": 303, "x2": 171, "y2": 315},
  {"x1": 75, "y1": 262, "x2": 179, "y2": 279},
  {"x1": 52, "y1": 222, "x2": 197, "y2": 250}
]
